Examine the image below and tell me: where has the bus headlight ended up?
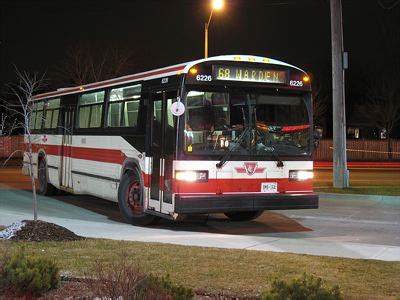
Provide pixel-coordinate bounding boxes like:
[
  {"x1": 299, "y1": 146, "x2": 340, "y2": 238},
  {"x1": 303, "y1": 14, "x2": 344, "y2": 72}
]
[
  {"x1": 289, "y1": 170, "x2": 314, "y2": 181},
  {"x1": 175, "y1": 170, "x2": 209, "y2": 182}
]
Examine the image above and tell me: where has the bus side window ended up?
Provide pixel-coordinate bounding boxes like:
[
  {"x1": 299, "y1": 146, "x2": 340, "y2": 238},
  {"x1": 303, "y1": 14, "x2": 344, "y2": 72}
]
[
  {"x1": 43, "y1": 98, "x2": 61, "y2": 130},
  {"x1": 77, "y1": 91, "x2": 105, "y2": 128},
  {"x1": 107, "y1": 84, "x2": 142, "y2": 128},
  {"x1": 33, "y1": 101, "x2": 44, "y2": 130}
]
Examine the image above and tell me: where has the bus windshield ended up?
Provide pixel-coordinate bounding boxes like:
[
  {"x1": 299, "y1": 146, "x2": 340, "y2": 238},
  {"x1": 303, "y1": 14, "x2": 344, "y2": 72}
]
[{"x1": 184, "y1": 90, "x2": 310, "y2": 156}]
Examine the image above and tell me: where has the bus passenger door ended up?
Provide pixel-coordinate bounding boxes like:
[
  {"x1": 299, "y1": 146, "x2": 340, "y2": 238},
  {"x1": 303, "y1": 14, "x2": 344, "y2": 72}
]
[
  {"x1": 148, "y1": 90, "x2": 176, "y2": 214},
  {"x1": 60, "y1": 106, "x2": 74, "y2": 191}
]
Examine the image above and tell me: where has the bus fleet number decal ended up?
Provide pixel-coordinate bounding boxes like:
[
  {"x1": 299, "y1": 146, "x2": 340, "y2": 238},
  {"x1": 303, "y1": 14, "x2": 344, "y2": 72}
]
[
  {"x1": 289, "y1": 80, "x2": 303, "y2": 87},
  {"x1": 196, "y1": 75, "x2": 212, "y2": 82}
]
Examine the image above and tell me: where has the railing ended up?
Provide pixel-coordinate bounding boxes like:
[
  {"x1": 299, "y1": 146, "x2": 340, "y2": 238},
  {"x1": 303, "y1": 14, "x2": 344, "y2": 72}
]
[
  {"x1": 314, "y1": 139, "x2": 400, "y2": 161},
  {"x1": 0, "y1": 136, "x2": 24, "y2": 158},
  {"x1": 1, "y1": 136, "x2": 400, "y2": 161}
]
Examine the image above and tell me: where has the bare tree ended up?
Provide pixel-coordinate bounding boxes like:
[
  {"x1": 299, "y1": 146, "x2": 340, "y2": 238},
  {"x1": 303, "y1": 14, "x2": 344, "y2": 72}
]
[
  {"x1": 0, "y1": 69, "x2": 46, "y2": 221},
  {"x1": 51, "y1": 41, "x2": 137, "y2": 87},
  {"x1": 311, "y1": 71, "x2": 330, "y2": 128},
  {"x1": 312, "y1": 82, "x2": 329, "y2": 127},
  {"x1": 359, "y1": 8, "x2": 400, "y2": 159},
  {"x1": 0, "y1": 112, "x2": 17, "y2": 136},
  {"x1": 0, "y1": 113, "x2": 6, "y2": 135},
  {"x1": 361, "y1": 73, "x2": 400, "y2": 159}
]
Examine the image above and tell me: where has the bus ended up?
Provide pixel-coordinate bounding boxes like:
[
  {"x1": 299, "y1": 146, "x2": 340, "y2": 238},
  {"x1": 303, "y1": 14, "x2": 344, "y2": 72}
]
[{"x1": 23, "y1": 55, "x2": 318, "y2": 225}]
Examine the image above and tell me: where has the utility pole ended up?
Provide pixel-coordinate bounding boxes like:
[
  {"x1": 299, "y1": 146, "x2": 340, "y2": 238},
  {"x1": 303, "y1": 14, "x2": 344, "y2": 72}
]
[{"x1": 330, "y1": 0, "x2": 349, "y2": 188}]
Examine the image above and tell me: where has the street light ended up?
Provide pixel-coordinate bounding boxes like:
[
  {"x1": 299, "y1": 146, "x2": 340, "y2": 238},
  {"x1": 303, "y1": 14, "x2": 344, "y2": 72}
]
[{"x1": 205, "y1": 0, "x2": 224, "y2": 58}]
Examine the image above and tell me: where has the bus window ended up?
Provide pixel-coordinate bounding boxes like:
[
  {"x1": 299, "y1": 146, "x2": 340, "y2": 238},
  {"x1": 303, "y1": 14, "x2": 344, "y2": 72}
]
[
  {"x1": 108, "y1": 84, "x2": 141, "y2": 127},
  {"x1": 29, "y1": 111, "x2": 36, "y2": 130},
  {"x1": 34, "y1": 101, "x2": 44, "y2": 130},
  {"x1": 77, "y1": 91, "x2": 105, "y2": 128},
  {"x1": 44, "y1": 98, "x2": 60, "y2": 129}
]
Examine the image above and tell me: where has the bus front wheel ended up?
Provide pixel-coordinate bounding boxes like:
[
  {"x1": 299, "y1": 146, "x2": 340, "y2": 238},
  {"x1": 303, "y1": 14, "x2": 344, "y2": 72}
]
[
  {"x1": 224, "y1": 210, "x2": 264, "y2": 222},
  {"x1": 118, "y1": 168, "x2": 158, "y2": 226}
]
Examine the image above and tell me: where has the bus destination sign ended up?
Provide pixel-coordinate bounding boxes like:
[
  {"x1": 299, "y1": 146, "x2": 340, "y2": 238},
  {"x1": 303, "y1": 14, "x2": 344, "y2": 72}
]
[{"x1": 213, "y1": 65, "x2": 287, "y2": 84}]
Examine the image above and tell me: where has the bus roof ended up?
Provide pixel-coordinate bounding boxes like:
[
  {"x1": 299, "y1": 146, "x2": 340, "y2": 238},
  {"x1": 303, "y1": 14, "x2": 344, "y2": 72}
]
[{"x1": 33, "y1": 55, "x2": 305, "y2": 101}]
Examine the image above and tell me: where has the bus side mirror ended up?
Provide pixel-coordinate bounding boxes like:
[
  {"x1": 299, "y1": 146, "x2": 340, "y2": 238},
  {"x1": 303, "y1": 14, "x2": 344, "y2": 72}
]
[
  {"x1": 313, "y1": 126, "x2": 323, "y2": 148},
  {"x1": 314, "y1": 138, "x2": 320, "y2": 148}
]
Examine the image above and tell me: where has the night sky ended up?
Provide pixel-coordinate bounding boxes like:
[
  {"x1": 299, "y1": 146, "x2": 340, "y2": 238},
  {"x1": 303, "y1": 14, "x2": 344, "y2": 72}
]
[
  {"x1": 1, "y1": 0, "x2": 399, "y2": 135},
  {"x1": 1, "y1": 0, "x2": 397, "y2": 82}
]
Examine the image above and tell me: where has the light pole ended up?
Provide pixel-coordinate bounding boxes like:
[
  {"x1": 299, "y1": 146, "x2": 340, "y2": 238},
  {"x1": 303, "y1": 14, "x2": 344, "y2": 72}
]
[
  {"x1": 205, "y1": 0, "x2": 224, "y2": 58},
  {"x1": 330, "y1": 0, "x2": 349, "y2": 188}
]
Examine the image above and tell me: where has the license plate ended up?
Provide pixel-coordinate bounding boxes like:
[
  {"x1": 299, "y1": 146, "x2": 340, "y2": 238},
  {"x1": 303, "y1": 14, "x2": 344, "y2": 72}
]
[{"x1": 261, "y1": 182, "x2": 278, "y2": 193}]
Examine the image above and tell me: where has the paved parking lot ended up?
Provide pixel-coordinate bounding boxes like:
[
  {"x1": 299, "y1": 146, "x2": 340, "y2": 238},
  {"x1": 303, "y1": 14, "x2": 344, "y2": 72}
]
[{"x1": 1, "y1": 167, "x2": 399, "y2": 261}]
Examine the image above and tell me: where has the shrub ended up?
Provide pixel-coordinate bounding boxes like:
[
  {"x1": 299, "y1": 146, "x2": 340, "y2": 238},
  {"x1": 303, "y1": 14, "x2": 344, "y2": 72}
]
[
  {"x1": 1, "y1": 247, "x2": 59, "y2": 295},
  {"x1": 146, "y1": 274, "x2": 195, "y2": 300},
  {"x1": 88, "y1": 253, "x2": 194, "y2": 299},
  {"x1": 262, "y1": 273, "x2": 342, "y2": 300},
  {"x1": 87, "y1": 253, "x2": 146, "y2": 298}
]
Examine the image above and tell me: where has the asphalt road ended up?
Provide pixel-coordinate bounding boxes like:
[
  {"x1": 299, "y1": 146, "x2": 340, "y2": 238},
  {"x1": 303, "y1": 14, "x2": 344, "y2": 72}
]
[{"x1": 1, "y1": 167, "x2": 399, "y2": 261}]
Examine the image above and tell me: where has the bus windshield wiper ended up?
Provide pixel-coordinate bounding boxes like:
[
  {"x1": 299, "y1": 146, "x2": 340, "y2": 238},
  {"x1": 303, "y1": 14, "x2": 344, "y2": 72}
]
[
  {"x1": 268, "y1": 149, "x2": 284, "y2": 168},
  {"x1": 216, "y1": 127, "x2": 251, "y2": 168}
]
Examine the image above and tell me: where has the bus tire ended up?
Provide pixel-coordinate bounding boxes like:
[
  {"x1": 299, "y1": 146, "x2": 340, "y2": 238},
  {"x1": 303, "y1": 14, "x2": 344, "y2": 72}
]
[
  {"x1": 38, "y1": 159, "x2": 57, "y2": 196},
  {"x1": 118, "y1": 168, "x2": 158, "y2": 226},
  {"x1": 224, "y1": 210, "x2": 264, "y2": 222}
]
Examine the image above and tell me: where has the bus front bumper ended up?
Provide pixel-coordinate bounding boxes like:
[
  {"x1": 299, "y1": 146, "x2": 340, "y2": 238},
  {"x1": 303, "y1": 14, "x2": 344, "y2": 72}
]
[{"x1": 174, "y1": 193, "x2": 319, "y2": 214}]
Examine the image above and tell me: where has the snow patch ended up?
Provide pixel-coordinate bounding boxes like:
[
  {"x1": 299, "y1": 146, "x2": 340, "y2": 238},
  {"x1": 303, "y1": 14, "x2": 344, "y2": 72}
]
[{"x1": 0, "y1": 221, "x2": 26, "y2": 240}]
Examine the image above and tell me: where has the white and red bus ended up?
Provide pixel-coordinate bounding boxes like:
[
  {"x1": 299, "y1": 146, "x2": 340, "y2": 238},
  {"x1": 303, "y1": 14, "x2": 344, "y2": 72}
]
[{"x1": 23, "y1": 55, "x2": 318, "y2": 225}]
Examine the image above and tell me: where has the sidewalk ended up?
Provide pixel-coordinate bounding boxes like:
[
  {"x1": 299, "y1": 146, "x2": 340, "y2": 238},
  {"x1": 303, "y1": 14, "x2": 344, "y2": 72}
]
[
  {"x1": 318, "y1": 192, "x2": 400, "y2": 203},
  {"x1": 1, "y1": 189, "x2": 399, "y2": 262}
]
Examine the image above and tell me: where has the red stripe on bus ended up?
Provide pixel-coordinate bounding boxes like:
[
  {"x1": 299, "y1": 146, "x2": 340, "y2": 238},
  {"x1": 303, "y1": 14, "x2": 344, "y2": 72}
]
[
  {"x1": 160, "y1": 175, "x2": 165, "y2": 190},
  {"x1": 173, "y1": 178, "x2": 312, "y2": 194},
  {"x1": 142, "y1": 172, "x2": 151, "y2": 188},
  {"x1": 32, "y1": 144, "x2": 127, "y2": 164},
  {"x1": 33, "y1": 65, "x2": 186, "y2": 100}
]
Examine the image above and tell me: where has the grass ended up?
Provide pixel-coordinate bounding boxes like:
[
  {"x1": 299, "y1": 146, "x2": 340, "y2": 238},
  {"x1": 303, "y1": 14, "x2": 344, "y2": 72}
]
[
  {"x1": 0, "y1": 226, "x2": 5, "y2": 230},
  {"x1": 1, "y1": 239, "x2": 399, "y2": 298},
  {"x1": 315, "y1": 186, "x2": 400, "y2": 196}
]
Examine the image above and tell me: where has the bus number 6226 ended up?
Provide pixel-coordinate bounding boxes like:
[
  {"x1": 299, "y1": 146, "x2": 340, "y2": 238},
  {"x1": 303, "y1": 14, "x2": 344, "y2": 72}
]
[{"x1": 196, "y1": 75, "x2": 212, "y2": 82}]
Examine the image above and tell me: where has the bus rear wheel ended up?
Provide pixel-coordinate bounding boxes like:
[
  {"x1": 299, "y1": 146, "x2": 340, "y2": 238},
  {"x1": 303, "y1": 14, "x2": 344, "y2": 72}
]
[
  {"x1": 118, "y1": 168, "x2": 157, "y2": 226},
  {"x1": 38, "y1": 159, "x2": 57, "y2": 196},
  {"x1": 224, "y1": 210, "x2": 264, "y2": 222}
]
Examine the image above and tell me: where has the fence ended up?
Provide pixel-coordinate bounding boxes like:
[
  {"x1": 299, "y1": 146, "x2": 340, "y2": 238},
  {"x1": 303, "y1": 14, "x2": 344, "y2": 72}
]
[
  {"x1": 0, "y1": 136, "x2": 24, "y2": 159},
  {"x1": 314, "y1": 139, "x2": 400, "y2": 161},
  {"x1": 1, "y1": 136, "x2": 400, "y2": 161}
]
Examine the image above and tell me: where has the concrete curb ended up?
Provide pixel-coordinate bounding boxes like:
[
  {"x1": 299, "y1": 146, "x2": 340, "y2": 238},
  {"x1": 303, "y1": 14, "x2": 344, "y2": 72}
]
[
  {"x1": 318, "y1": 192, "x2": 400, "y2": 204},
  {"x1": 1, "y1": 212, "x2": 400, "y2": 261}
]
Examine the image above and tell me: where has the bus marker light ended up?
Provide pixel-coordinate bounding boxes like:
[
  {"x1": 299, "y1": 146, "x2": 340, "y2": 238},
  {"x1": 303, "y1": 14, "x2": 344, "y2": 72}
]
[
  {"x1": 263, "y1": 58, "x2": 270, "y2": 63},
  {"x1": 303, "y1": 76, "x2": 310, "y2": 83},
  {"x1": 248, "y1": 57, "x2": 256, "y2": 62},
  {"x1": 234, "y1": 56, "x2": 241, "y2": 61},
  {"x1": 189, "y1": 68, "x2": 198, "y2": 75}
]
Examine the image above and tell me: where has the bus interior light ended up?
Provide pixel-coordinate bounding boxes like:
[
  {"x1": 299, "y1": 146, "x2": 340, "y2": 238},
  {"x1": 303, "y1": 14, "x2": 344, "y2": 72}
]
[
  {"x1": 289, "y1": 170, "x2": 314, "y2": 181},
  {"x1": 175, "y1": 170, "x2": 208, "y2": 182}
]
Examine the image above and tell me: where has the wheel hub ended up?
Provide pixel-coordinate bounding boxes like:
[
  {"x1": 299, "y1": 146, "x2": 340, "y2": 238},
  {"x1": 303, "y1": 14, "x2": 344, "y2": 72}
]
[{"x1": 127, "y1": 180, "x2": 143, "y2": 215}]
